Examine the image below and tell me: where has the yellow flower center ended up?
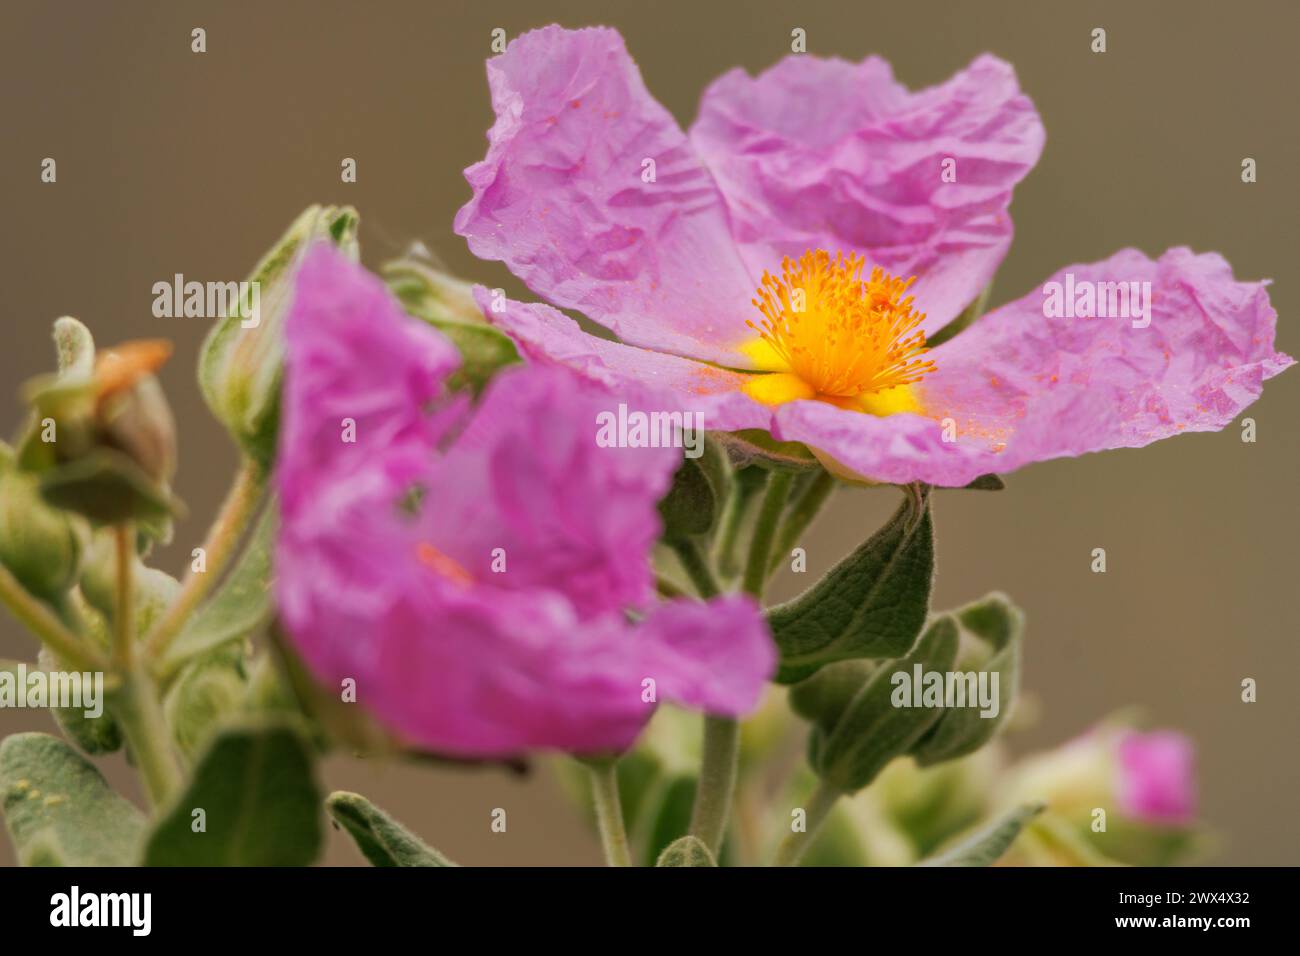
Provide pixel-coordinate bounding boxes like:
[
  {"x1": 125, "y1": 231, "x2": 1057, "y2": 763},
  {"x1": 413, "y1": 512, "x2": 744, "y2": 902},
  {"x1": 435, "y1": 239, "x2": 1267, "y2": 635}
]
[{"x1": 741, "y1": 250, "x2": 934, "y2": 412}]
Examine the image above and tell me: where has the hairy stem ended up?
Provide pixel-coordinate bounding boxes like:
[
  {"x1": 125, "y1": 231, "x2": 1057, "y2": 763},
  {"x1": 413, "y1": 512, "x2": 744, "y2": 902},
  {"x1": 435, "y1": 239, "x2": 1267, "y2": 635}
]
[
  {"x1": 143, "y1": 458, "x2": 265, "y2": 663},
  {"x1": 110, "y1": 665, "x2": 183, "y2": 809},
  {"x1": 668, "y1": 537, "x2": 721, "y2": 599},
  {"x1": 742, "y1": 471, "x2": 793, "y2": 598},
  {"x1": 113, "y1": 524, "x2": 135, "y2": 668},
  {"x1": 767, "y1": 470, "x2": 836, "y2": 579},
  {"x1": 0, "y1": 564, "x2": 108, "y2": 673},
  {"x1": 771, "y1": 781, "x2": 842, "y2": 867},
  {"x1": 587, "y1": 760, "x2": 632, "y2": 867},
  {"x1": 688, "y1": 714, "x2": 742, "y2": 855}
]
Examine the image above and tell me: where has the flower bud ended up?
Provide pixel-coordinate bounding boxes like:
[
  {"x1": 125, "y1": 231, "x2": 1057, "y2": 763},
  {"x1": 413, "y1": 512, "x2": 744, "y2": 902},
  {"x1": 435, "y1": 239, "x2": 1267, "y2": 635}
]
[
  {"x1": 17, "y1": 322, "x2": 182, "y2": 530},
  {"x1": 199, "y1": 205, "x2": 359, "y2": 466},
  {"x1": 0, "y1": 442, "x2": 86, "y2": 603},
  {"x1": 383, "y1": 254, "x2": 519, "y2": 395},
  {"x1": 1003, "y1": 722, "x2": 1201, "y2": 865}
]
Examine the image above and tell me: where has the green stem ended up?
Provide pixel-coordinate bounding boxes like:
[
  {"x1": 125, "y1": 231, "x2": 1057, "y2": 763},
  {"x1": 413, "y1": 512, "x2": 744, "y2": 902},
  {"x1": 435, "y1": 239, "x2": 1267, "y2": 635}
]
[
  {"x1": 688, "y1": 714, "x2": 741, "y2": 855},
  {"x1": 587, "y1": 760, "x2": 632, "y2": 867},
  {"x1": 143, "y1": 458, "x2": 265, "y2": 663},
  {"x1": 668, "y1": 538, "x2": 720, "y2": 599},
  {"x1": 113, "y1": 524, "x2": 135, "y2": 668},
  {"x1": 772, "y1": 781, "x2": 842, "y2": 867},
  {"x1": 712, "y1": 466, "x2": 767, "y2": 581},
  {"x1": 767, "y1": 470, "x2": 836, "y2": 579},
  {"x1": 110, "y1": 666, "x2": 182, "y2": 808},
  {"x1": 0, "y1": 564, "x2": 108, "y2": 673},
  {"x1": 741, "y1": 471, "x2": 793, "y2": 599}
]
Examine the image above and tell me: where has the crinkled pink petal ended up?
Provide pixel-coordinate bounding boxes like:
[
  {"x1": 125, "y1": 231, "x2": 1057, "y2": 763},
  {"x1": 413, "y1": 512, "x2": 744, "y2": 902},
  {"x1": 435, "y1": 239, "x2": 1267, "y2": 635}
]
[
  {"x1": 326, "y1": 585, "x2": 771, "y2": 757},
  {"x1": 634, "y1": 595, "x2": 775, "y2": 717},
  {"x1": 277, "y1": 243, "x2": 464, "y2": 515},
  {"x1": 691, "y1": 53, "x2": 1045, "y2": 336},
  {"x1": 775, "y1": 247, "x2": 1293, "y2": 485},
  {"x1": 1116, "y1": 730, "x2": 1196, "y2": 825},
  {"x1": 454, "y1": 25, "x2": 760, "y2": 365},
  {"x1": 421, "y1": 363, "x2": 681, "y2": 618},
  {"x1": 475, "y1": 286, "x2": 774, "y2": 434},
  {"x1": 276, "y1": 257, "x2": 774, "y2": 756}
]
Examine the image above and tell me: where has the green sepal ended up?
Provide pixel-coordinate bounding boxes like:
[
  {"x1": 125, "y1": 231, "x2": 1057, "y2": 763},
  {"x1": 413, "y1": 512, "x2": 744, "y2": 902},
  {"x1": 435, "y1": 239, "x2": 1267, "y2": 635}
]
[
  {"x1": 919, "y1": 802, "x2": 1045, "y2": 866},
  {"x1": 767, "y1": 488, "x2": 934, "y2": 683},
  {"x1": 327, "y1": 791, "x2": 457, "y2": 867},
  {"x1": 0, "y1": 450, "x2": 86, "y2": 603},
  {"x1": 958, "y1": 474, "x2": 1005, "y2": 491},
  {"x1": 0, "y1": 732, "x2": 146, "y2": 866},
  {"x1": 36, "y1": 448, "x2": 181, "y2": 528},
  {"x1": 657, "y1": 437, "x2": 730, "y2": 542},
  {"x1": 910, "y1": 593, "x2": 1023, "y2": 767},
  {"x1": 198, "y1": 205, "x2": 360, "y2": 467},
  {"x1": 799, "y1": 615, "x2": 959, "y2": 795},
  {"x1": 656, "y1": 835, "x2": 717, "y2": 867},
  {"x1": 711, "y1": 428, "x2": 820, "y2": 472},
  {"x1": 384, "y1": 258, "x2": 519, "y2": 395},
  {"x1": 141, "y1": 717, "x2": 322, "y2": 866}
]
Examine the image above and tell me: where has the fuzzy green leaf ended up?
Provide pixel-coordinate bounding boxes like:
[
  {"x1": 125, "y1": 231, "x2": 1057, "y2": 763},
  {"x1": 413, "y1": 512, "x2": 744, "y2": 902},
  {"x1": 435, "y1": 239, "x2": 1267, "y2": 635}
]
[
  {"x1": 327, "y1": 791, "x2": 457, "y2": 867},
  {"x1": 142, "y1": 718, "x2": 321, "y2": 866},
  {"x1": 0, "y1": 732, "x2": 145, "y2": 866},
  {"x1": 656, "y1": 835, "x2": 717, "y2": 867},
  {"x1": 768, "y1": 490, "x2": 934, "y2": 683},
  {"x1": 920, "y1": 802, "x2": 1045, "y2": 866}
]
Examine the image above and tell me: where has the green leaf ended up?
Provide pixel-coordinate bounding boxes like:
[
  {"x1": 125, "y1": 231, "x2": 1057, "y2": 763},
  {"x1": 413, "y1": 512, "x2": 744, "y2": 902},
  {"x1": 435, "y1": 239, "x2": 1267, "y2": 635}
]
[
  {"x1": 802, "y1": 615, "x2": 959, "y2": 794},
  {"x1": 656, "y1": 835, "x2": 717, "y2": 867},
  {"x1": 142, "y1": 718, "x2": 322, "y2": 866},
  {"x1": 658, "y1": 438, "x2": 730, "y2": 542},
  {"x1": 0, "y1": 732, "x2": 146, "y2": 866},
  {"x1": 910, "y1": 593, "x2": 1024, "y2": 767},
  {"x1": 327, "y1": 791, "x2": 457, "y2": 867},
  {"x1": 767, "y1": 489, "x2": 935, "y2": 683},
  {"x1": 920, "y1": 803, "x2": 1045, "y2": 866},
  {"x1": 160, "y1": 507, "x2": 275, "y2": 679}
]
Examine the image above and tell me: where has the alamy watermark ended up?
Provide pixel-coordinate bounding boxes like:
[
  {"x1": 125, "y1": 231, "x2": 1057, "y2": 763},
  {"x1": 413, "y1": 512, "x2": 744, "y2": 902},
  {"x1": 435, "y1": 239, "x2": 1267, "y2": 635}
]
[
  {"x1": 1042, "y1": 273, "x2": 1152, "y2": 328},
  {"x1": 595, "y1": 403, "x2": 705, "y2": 459},
  {"x1": 891, "y1": 664, "x2": 1000, "y2": 719},
  {"x1": 0, "y1": 664, "x2": 103, "y2": 718},
  {"x1": 152, "y1": 274, "x2": 261, "y2": 328}
]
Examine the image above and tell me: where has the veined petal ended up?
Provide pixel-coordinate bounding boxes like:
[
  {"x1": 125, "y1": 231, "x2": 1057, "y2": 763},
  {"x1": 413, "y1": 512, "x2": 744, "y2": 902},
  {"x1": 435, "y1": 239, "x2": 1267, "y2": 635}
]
[
  {"x1": 475, "y1": 287, "x2": 775, "y2": 434},
  {"x1": 774, "y1": 247, "x2": 1292, "y2": 485},
  {"x1": 691, "y1": 53, "x2": 1045, "y2": 337},
  {"x1": 454, "y1": 25, "x2": 760, "y2": 365}
]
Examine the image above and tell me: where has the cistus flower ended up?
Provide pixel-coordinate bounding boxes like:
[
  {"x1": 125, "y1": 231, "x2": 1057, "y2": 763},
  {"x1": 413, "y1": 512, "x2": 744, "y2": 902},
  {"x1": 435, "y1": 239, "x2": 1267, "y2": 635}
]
[
  {"x1": 1010, "y1": 724, "x2": 1196, "y2": 827},
  {"x1": 455, "y1": 26, "x2": 1292, "y2": 485},
  {"x1": 274, "y1": 245, "x2": 774, "y2": 757},
  {"x1": 1114, "y1": 729, "x2": 1196, "y2": 825}
]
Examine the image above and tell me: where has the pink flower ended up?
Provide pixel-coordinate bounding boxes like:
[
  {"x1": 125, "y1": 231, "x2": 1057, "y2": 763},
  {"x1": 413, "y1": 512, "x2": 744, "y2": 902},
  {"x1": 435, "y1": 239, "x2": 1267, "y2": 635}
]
[
  {"x1": 455, "y1": 26, "x2": 1292, "y2": 486},
  {"x1": 1115, "y1": 730, "x2": 1196, "y2": 826},
  {"x1": 274, "y1": 245, "x2": 774, "y2": 757}
]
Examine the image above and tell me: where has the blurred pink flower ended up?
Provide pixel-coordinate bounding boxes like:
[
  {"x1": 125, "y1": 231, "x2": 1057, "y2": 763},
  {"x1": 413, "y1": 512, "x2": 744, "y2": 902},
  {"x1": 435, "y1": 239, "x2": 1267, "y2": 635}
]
[
  {"x1": 456, "y1": 26, "x2": 1291, "y2": 485},
  {"x1": 274, "y1": 245, "x2": 773, "y2": 757},
  {"x1": 1115, "y1": 730, "x2": 1196, "y2": 825}
]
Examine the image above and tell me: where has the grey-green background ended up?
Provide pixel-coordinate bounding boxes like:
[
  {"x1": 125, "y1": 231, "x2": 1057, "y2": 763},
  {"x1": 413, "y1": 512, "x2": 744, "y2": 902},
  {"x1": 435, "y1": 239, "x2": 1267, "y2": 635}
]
[{"x1": 1, "y1": 0, "x2": 1295, "y2": 865}]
